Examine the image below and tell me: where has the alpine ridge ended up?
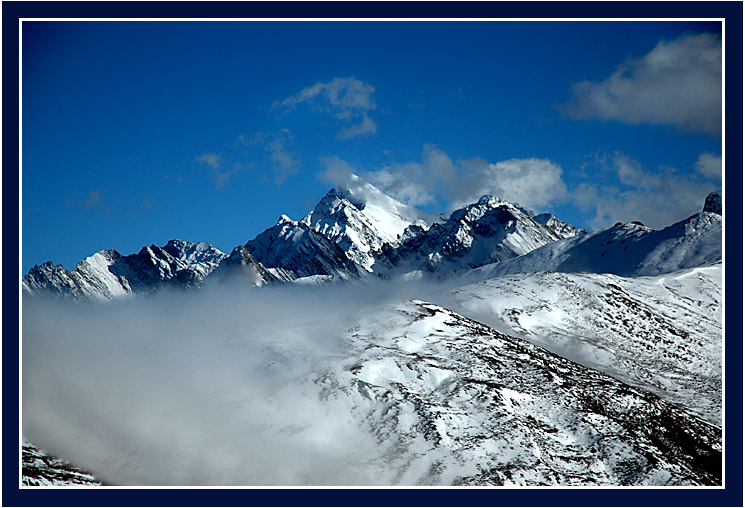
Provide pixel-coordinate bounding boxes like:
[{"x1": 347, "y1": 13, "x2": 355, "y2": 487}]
[
  {"x1": 374, "y1": 195, "x2": 582, "y2": 278},
  {"x1": 23, "y1": 240, "x2": 226, "y2": 300},
  {"x1": 464, "y1": 198, "x2": 722, "y2": 280}
]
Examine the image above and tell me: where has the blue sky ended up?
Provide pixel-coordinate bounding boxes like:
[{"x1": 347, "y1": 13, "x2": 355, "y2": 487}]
[{"x1": 22, "y1": 20, "x2": 722, "y2": 272}]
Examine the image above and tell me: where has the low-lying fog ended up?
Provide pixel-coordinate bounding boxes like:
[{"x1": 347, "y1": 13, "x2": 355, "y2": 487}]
[{"x1": 22, "y1": 277, "x2": 457, "y2": 486}]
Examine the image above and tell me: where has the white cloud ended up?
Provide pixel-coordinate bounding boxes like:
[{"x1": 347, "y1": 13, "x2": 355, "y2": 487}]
[
  {"x1": 317, "y1": 156, "x2": 357, "y2": 188},
  {"x1": 562, "y1": 33, "x2": 722, "y2": 135},
  {"x1": 573, "y1": 152, "x2": 716, "y2": 229},
  {"x1": 338, "y1": 113, "x2": 377, "y2": 140},
  {"x1": 195, "y1": 153, "x2": 242, "y2": 189},
  {"x1": 259, "y1": 129, "x2": 299, "y2": 185},
  {"x1": 361, "y1": 144, "x2": 456, "y2": 207},
  {"x1": 695, "y1": 152, "x2": 722, "y2": 179},
  {"x1": 317, "y1": 146, "x2": 715, "y2": 229},
  {"x1": 278, "y1": 77, "x2": 378, "y2": 139},
  {"x1": 319, "y1": 145, "x2": 567, "y2": 213},
  {"x1": 447, "y1": 157, "x2": 568, "y2": 211},
  {"x1": 194, "y1": 153, "x2": 221, "y2": 170}
]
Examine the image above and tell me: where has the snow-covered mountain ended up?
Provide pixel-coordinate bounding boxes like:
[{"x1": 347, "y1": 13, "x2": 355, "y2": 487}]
[
  {"x1": 465, "y1": 197, "x2": 722, "y2": 280},
  {"x1": 22, "y1": 240, "x2": 226, "y2": 300},
  {"x1": 301, "y1": 175, "x2": 443, "y2": 271},
  {"x1": 374, "y1": 196, "x2": 580, "y2": 278},
  {"x1": 20, "y1": 181, "x2": 724, "y2": 486},
  {"x1": 243, "y1": 214, "x2": 364, "y2": 281}
]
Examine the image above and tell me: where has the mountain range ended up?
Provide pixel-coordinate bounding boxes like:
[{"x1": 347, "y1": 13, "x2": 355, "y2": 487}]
[
  {"x1": 21, "y1": 182, "x2": 720, "y2": 299},
  {"x1": 20, "y1": 179, "x2": 723, "y2": 486}
]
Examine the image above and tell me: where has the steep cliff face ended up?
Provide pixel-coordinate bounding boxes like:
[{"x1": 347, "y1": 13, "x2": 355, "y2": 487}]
[{"x1": 244, "y1": 215, "x2": 364, "y2": 281}]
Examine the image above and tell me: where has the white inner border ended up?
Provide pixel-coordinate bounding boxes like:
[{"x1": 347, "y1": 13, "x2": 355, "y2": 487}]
[{"x1": 17, "y1": 16, "x2": 726, "y2": 491}]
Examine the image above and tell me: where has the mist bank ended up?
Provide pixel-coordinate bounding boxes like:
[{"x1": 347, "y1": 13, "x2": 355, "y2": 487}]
[{"x1": 22, "y1": 277, "x2": 454, "y2": 485}]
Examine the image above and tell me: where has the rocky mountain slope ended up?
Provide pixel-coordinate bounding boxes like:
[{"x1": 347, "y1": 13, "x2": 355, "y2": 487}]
[
  {"x1": 447, "y1": 264, "x2": 722, "y2": 425},
  {"x1": 22, "y1": 441, "x2": 101, "y2": 486},
  {"x1": 374, "y1": 196, "x2": 582, "y2": 278},
  {"x1": 23, "y1": 240, "x2": 226, "y2": 300},
  {"x1": 326, "y1": 300, "x2": 721, "y2": 485},
  {"x1": 243, "y1": 214, "x2": 364, "y2": 281}
]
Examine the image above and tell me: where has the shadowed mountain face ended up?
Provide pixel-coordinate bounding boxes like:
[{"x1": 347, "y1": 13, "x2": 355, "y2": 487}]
[{"x1": 374, "y1": 196, "x2": 580, "y2": 278}]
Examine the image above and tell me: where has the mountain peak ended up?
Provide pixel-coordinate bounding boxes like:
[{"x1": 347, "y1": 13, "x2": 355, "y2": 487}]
[
  {"x1": 703, "y1": 191, "x2": 722, "y2": 215},
  {"x1": 278, "y1": 214, "x2": 294, "y2": 225}
]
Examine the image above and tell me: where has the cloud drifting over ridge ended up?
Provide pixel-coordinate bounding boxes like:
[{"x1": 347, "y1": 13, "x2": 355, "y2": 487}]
[
  {"x1": 561, "y1": 33, "x2": 722, "y2": 135},
  {"x1": 278, "y1": 77, "x2": 378, "y2": 139},
  {"x1": 320, "y1": 145, "x2": 568, "y2": 213},
  {"x1": 319, "y1": 145, "x2": 719, "y2": 229}
]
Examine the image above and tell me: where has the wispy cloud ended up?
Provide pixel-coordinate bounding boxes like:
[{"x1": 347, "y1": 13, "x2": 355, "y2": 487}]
[
  {"x1": 572, "y1": 152, "x2": 717, "y2": 229},
  {"x1": 194, "y1": 153, "x2": 241, "y2": 189},
  {"x1": 250, "y1": 129, "x2": 299, "y2": 185},
  {"x1": 70, "y1": 189, "x2": 119, "y2": 215},
  {"x1": 277, "y1": 77, "x2": 378, "y2": 139},
  {"x1": 695, "y1": 153, "x2": 722, "y2": 179},
  {"x1": 560, "y1": 33, "x2": 722, "y2": 135},
  {"x1": 194, "y1": 153, "x2": 221, "y2": 170},
  {"x1": 134, "y1": 197, "x2": 154, "y2": 217},
  {"x1": 82, "y1": 190, "x2": 101, "y2": 209}
]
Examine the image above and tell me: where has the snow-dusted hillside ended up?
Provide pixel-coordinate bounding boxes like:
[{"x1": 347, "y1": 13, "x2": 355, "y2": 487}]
[
  {"x1": 22, "y1": 240, "x2": 226, "y2": 300},
  {"x1": 327, "y1": 300, "x2": 720, "y2": 485},
  {"x1": 447, "y1": 264, "x2": 722, "y2": 424},
  {"x1": 374, "y1": 196, "x2": 579, "y2": 277}
]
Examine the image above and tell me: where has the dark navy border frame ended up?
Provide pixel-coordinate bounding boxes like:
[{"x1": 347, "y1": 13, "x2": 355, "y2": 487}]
[{"x1": 3, "y1": 2, "x2": 742, "y2": 506}]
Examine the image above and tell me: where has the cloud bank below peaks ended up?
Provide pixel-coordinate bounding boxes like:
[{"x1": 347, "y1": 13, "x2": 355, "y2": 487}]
[
  {"x1": 277, "y1": 77, "x2": 378, "y2": 139},
  {"x1": 561, "y1": 32, "x2": 722, "y2": 135}
]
